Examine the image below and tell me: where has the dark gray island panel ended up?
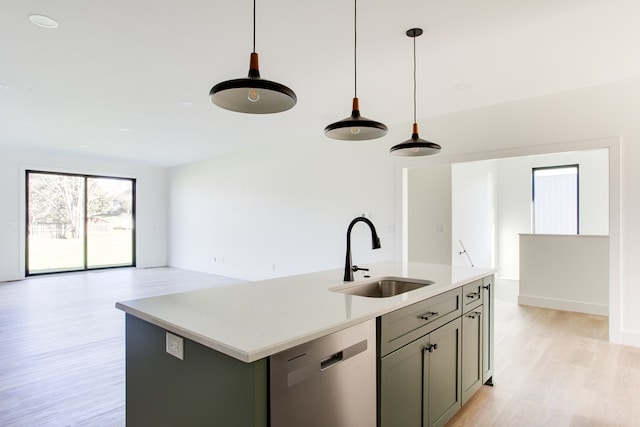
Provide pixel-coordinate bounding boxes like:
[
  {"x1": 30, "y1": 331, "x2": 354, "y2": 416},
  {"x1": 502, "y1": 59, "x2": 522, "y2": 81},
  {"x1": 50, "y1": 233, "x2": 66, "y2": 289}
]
[{"x1": 125, "y1": 314, "x2": 267, "y2": 427}]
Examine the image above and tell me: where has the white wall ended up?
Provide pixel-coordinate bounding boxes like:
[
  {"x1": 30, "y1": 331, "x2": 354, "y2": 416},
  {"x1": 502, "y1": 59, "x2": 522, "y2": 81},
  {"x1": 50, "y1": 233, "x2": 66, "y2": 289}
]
[
  {"x1": 0, "y1": 149, "x2": 22, "y2": 282},
  {"x1": 0, "y1": 147, "x2": 167, "y2": 281},
  {"x1": 451, "y1": 161, "x2": 497, "y2": 269},
  {"x1": 496, "y1": 149, "x2": 609, "y2": 280},
  {"x1": 406, "y1": 165, "x2": 452, "y2": 265},
  {"x1": 167, "y1": 142, "x2": 398, "y2": 280},
  {"x1": 519, "y1": 234, "x2": 609, "y2": 315}
]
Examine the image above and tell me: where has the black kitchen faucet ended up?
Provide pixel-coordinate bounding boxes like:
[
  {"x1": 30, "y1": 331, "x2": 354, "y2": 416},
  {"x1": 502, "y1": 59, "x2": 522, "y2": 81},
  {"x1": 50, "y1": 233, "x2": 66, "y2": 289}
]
[{"x1": 343, "y1": 216, "x2": 381, "y2": 281}]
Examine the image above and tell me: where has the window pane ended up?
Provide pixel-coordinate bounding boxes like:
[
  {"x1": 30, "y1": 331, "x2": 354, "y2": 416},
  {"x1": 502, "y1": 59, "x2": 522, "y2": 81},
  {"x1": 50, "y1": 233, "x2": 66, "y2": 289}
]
[
  {"x1": 87, "y1": 177, "x2": 134, "y2": 268},
  {"x1": 533, "y1": 166, "x2": 578, "y2": 234},
  {"x1": 27, "y1": 173, "x2": 85, "y2": 273}
]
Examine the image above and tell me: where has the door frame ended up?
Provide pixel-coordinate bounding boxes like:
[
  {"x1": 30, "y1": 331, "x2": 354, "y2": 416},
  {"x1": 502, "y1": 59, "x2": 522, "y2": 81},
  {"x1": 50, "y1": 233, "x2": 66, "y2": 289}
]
[
  {"x1": 395, "y1": 136, "x2": 621, "y2": 344},
  {"x1": 25, "y1": 169, "x2": 137, "y2": 276}
]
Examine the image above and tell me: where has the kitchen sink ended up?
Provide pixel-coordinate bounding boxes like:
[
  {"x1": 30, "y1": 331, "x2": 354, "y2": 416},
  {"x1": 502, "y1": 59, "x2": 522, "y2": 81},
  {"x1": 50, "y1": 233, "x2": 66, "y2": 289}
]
[{"x1": 333, "y1": 277, "x2": 434, "y2": 298}]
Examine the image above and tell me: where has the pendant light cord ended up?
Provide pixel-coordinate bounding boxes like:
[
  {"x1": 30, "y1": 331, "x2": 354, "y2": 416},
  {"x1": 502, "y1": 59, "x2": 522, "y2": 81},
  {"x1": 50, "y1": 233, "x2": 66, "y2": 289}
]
[
  {"x1": 413, "y1": 34, "x2": 417, "y2": 124},
  {"x1": 354, "y1": 0, "x2": 358, "y2": 98},
  {"x1": 252, "y1": 0, "x2": 256, "y2": 53}
]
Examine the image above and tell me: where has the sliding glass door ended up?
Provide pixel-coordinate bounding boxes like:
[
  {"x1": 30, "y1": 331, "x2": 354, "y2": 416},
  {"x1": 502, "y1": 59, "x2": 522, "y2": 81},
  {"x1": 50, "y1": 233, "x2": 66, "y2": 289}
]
[
  {"x1": 26, "y1": 171, "x2": 135, "y2": 275},
  {"x1": 86, "y1": 177, "x2": 135, "y2": 268}
]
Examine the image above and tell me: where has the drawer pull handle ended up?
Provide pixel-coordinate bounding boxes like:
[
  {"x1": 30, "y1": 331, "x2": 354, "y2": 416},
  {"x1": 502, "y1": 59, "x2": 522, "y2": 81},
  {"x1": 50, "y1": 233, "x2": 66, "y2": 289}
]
[
  {"x1": 483, "y1": 284, "x2": 491, "y2": 290},
  {"x1": 467, "y1": 312, "x2": 481, "y2": 319},
  {"x1": 419, "y1": 311, "x2": 439, "y2": 321},
  {"x1": 426, "y1": 343, "x2": 438, "y2": 353},
  {"x1": 466, "y1": 292, "x2": 480, "y2": 299}
]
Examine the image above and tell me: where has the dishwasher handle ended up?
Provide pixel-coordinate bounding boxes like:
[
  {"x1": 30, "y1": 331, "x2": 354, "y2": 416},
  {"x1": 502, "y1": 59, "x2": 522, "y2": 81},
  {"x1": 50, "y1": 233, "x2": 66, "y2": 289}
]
[
  {"x1": 320, "y1": 351, "x2": 343, "y2": 370},
  {"x1": 320, "y1": 339, "x2": 368, "y2": 371}
]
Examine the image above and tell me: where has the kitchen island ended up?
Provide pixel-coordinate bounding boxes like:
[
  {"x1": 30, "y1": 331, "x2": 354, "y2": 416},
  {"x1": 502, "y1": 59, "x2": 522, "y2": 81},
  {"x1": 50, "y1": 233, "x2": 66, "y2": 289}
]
[{"x1": 116, "y1": 261, "x2": 495, "y2": 426}]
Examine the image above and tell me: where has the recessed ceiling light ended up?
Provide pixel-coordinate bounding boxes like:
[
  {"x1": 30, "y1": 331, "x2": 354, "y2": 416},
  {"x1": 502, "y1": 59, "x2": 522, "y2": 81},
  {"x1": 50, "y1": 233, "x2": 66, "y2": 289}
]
[
  {"x1": 454, "y1": 83, "x2": 472, "y2": 90},
  {"x1": 117, "y1": 128, "x2": 132, "y2": 133},
  {"x1": 178, "y1": 101, "x2": 195, "y2": 108},
  {"x1": 28, "y1": 14, "x2": 59, "y2": 29}
]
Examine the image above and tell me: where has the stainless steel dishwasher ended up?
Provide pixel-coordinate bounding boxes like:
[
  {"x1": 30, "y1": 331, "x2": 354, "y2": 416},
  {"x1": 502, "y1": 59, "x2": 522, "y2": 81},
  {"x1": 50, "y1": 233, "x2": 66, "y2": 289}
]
[{"x1": 270, "y1": 319, "x2": 376, "y2": 427}]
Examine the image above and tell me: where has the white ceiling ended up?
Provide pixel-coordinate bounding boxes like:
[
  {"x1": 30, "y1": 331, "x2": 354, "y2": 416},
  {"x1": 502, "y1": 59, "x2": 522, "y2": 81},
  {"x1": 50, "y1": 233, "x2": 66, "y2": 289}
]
[{"x1": 2, "y1": 0, "x2": 640, "y2": 167}]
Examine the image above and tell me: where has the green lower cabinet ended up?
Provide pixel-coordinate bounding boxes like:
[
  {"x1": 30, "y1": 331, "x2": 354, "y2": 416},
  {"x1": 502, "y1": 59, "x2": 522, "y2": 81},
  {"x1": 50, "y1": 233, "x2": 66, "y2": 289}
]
[
  {"x1": 482, "y1": 275, "x2": 495, "y2": 385},
  {"x1": 380, "y1": 335, "x2": 426, "y2": 427},
  {"x1": 379, "y1": 318, "x2": 462, "y2": 427},
  {"x1": 461, "y1": 306, "x2": 483, "y2": 405}
]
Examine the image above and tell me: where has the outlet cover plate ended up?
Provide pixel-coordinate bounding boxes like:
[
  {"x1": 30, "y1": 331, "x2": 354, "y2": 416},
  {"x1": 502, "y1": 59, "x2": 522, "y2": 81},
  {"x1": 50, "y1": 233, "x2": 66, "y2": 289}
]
[{"x1": 166, "y1": 332, "x2": 184, "y2": 360}]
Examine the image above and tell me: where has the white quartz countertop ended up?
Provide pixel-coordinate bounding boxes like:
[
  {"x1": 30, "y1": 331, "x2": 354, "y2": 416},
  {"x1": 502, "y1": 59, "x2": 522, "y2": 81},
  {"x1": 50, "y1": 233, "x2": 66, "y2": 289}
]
[{"x1": 116, "y1": 261, "x2": 495, "y2": 363}]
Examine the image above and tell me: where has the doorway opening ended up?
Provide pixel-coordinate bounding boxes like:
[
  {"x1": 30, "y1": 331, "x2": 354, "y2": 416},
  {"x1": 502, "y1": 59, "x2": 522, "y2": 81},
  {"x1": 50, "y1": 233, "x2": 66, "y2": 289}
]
[
  {"x1": 404, "y1": 147, "x2": 610, "y2": 315},
  {"x1": 26, "y1": 171, "x2": 136, "y2": 275}
]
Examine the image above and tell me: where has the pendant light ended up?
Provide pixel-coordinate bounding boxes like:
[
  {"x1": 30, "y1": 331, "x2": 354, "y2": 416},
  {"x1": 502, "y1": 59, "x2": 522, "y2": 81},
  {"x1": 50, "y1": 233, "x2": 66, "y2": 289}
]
[
  {"x1": 209, "y1": 0, "x2": 296, "y2": 114},
  {"x1": 390, "y1": 28, "x2": 441, "y2": 156},
  {"x1": 324, "y1": 0, "x2": 387, "y2": 140}
]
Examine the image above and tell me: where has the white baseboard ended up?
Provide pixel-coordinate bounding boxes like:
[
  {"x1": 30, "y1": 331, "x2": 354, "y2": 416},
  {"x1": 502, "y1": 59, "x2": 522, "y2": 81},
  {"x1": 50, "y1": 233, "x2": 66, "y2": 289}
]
[
  {"x1": 205, "y1": 266, "x2": 267, "y2": 282},
  {"x1": 621, "y1": 330, "x2": 640, "y2": 348},
  {"x1": 518, "y1": 294, "x2": 608, "y2": 316},
  {"x1": 0, "y1": 274, "x2": 22, "y2": 283}
]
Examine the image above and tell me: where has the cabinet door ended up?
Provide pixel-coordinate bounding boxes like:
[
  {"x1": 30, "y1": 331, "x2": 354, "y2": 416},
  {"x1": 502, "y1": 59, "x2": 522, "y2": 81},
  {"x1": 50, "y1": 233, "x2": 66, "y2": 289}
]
[
  {"x1": 426, "y1": 318, "x2": 461, "y2": 427},
  {"x1": 380, "y1": 336, "x2": 428, "y2": 427},
  {"x1": 461, "y1": 307, "x2": 483, "y2": 405},
  {"x1": 482, "y1": 275, "x2": 495, "y2": 385}
]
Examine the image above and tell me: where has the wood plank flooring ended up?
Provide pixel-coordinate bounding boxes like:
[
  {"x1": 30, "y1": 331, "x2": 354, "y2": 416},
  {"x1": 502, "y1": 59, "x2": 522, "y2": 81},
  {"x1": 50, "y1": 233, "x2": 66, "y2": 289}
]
[
  {"x1": 1, "y1": 268, "x2": 638, "y2": 426},
  {"x1": 447, "y1": 301, "x2": 640, "y2": 427}
]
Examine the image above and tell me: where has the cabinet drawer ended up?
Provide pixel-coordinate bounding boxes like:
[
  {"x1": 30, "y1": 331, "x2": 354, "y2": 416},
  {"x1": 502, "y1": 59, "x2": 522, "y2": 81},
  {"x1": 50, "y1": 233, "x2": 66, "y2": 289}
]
[
  {"x1": 462, "y1": 280, "x2": 483, "y2": 313},
  {"x1": 379, "y1": 288, "x2": 462, "y2": 357}
]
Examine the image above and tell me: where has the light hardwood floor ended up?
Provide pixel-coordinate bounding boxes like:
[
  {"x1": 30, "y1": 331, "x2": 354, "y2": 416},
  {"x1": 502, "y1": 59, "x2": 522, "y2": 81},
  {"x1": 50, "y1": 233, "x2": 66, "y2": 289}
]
[
  {"x1": 447, "y1": 300, "x2": 640, "y2": 426},
  {"x1": 1, "y1": 268, "x2": 638, "y2": 426}
]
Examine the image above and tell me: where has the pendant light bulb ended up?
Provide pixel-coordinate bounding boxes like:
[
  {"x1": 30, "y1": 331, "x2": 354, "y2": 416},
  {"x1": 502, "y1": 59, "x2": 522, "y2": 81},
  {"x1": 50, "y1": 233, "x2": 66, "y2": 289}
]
[
  {"x1": 324, "y1": 0, "x2": 387, "y2": 140},
  {"x1": 248, "y1": 88, "x2": 260, "y2": 102},
  {"x1": 390, "y1": 28, "x2": 441, "y2": 156},
  {"x1": 209, "y1": 0, "x2": 296, "y2": 114}
]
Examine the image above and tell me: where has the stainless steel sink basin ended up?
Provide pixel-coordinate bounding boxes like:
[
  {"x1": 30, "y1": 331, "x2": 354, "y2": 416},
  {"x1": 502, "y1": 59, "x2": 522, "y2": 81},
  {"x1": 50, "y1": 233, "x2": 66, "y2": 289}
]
[{"x1": 333, "y1": 278, "x2": 434, "y2": 298}]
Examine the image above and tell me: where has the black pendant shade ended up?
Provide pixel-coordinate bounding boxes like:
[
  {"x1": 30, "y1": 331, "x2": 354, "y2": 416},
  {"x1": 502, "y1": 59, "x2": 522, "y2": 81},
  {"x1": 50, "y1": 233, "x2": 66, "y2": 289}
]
[
  {"x1": 210, "y1": 53, "x2": 296, "y2": 114},
  {"x1": 324, "y1": 97, "x2": 388, "y2": 140},
  {"x1": 209, "y1": 0, "x2": 296, "y2": 114},
  {"x1": 324, "y1": 0, "x2": 387, "y2": 140},
  {"x1": 389, "y1": 123, "x2": 441, "y2": 156},
  {"x1": 390, "y1": 28, "x2": 441, "y2": 156}
]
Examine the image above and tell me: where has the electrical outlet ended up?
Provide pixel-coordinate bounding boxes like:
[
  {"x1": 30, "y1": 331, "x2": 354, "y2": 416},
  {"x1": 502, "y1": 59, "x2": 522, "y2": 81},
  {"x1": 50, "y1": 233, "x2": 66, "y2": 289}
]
[{"x1": 166, "y1": 332, "x2": 184, "y2": 360}]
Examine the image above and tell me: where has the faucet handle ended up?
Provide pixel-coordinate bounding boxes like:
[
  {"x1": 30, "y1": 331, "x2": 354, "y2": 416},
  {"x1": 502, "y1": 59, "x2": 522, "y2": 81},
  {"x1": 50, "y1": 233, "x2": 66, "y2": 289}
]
[{"x1": 352, "y1": 265, "x2": 369, "y2": 272}]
